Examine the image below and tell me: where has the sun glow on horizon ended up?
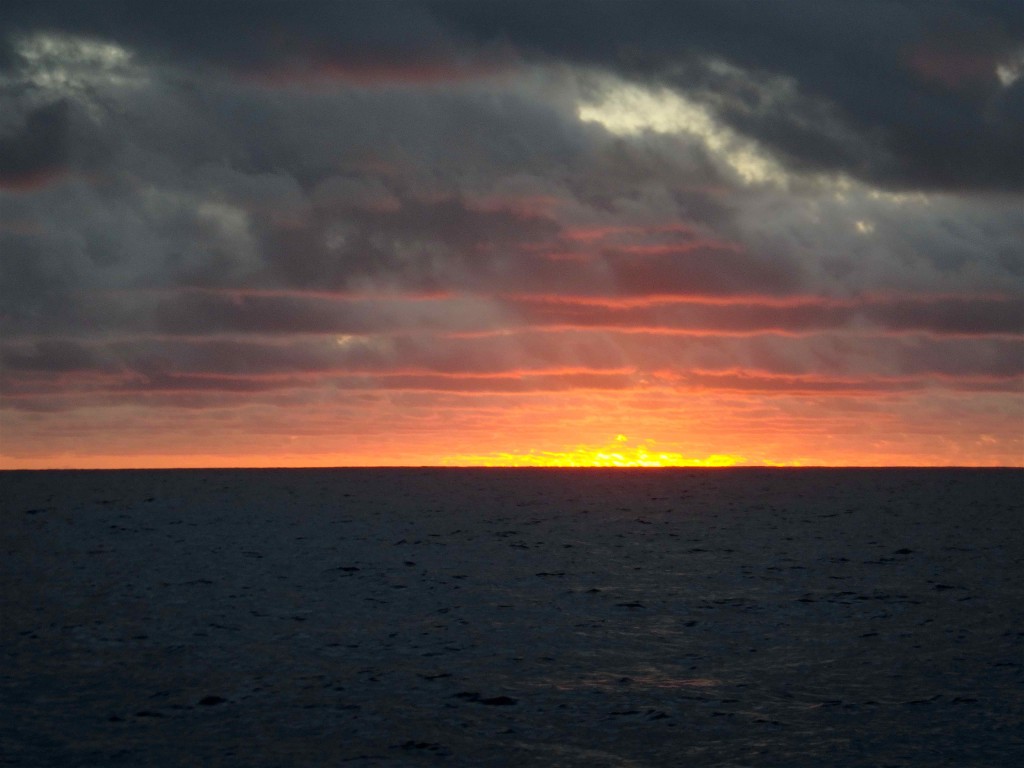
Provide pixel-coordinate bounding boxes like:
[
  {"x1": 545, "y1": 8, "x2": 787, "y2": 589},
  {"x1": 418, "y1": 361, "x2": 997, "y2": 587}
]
[{"x1": 441, "y1": 434, "x2": 750, "y2": 468}]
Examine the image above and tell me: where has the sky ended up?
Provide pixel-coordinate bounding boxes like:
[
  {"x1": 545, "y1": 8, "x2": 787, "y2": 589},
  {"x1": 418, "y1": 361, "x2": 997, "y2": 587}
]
[{"x1": 1, "y1": 0, "x2": 1022, "y2": 468}]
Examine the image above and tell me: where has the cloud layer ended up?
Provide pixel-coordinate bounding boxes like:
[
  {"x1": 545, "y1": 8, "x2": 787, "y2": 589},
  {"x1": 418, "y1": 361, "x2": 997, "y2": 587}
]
[{"x1": 1, "y1": 1, "x2": 1021, "y2": 466}]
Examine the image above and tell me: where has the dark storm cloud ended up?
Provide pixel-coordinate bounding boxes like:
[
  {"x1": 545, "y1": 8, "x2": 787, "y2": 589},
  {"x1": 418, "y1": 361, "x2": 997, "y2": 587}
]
[
  {"x1": 4, "y1": 330, "x2": 1021, "y2": 391},
  {"x1": 0, "y1": 0, "x2": 456, "y2": 76},
  {"x1": 431, "y1": 0, "x2": 1024, "y2": 191},
  {"x1": 603, "y1": 243, "x2": 800, "y2": 296},
  {"x1": 4, "y1": 1, "x2": 1021, "y2": 191},
  {"x1": 150, "y1": 291, "x2": 513, "y2": 337},
  {"x1": 0, "y1": 0, "x2": 1021, "y2": 436},
  {"x1": 0, "y1": 338, "x2": 108, "y2": 374},
  {"x1": 261, "y1": 194, "x2": 563, "y2": 291},
  {"x1": 0, "y1": 101, "x2": 70, "y2": 188}
]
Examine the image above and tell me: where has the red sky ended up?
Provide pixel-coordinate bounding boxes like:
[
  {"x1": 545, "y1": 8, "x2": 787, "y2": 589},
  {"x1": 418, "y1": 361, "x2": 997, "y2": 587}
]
[{"x1": 1, "y1": 2, "x2": 1022, "y2": 468}]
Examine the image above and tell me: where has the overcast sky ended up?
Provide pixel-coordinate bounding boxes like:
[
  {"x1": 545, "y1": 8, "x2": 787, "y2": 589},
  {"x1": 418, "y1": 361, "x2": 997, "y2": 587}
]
[{"x1": 1, "y1": 0, "x2": 1022, "y2": 467}]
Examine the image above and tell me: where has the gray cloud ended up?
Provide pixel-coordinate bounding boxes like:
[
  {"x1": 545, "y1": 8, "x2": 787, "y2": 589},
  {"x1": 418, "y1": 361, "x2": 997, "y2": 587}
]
[
  {"x1": 5, "y1": 1, "x2": 1021, "y2": 192},
  {"x1": 0, "y1": 1, "x2": 1020, "y2": 465},
  {"x1": 433, "y1": 0, "x2": 1024, "y2": 191},
  {"x1": 0, "y1": 100, "x2": 71, "y2": 188}
]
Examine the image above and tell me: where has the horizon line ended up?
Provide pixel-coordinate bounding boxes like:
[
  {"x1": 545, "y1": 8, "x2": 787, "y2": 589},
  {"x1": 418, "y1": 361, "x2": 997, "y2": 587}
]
[{"x1": 3, "y1": 464, "x2": 1022, "y2": 472}]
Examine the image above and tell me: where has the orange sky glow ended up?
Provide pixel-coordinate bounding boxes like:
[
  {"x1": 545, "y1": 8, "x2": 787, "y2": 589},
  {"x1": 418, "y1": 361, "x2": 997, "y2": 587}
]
[
  {"x1": 1, "y1": 8, "x2": 1022, "y2": 469},
  {"x1": 4, "y1": 381, "x2": 1019, "y2": 468}
]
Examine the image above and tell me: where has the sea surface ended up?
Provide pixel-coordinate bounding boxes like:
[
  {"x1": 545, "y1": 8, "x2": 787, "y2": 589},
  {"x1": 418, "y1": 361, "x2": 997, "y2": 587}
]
[{"x1": 2, "y1": 468, "x2": 1023, "y2": 766}]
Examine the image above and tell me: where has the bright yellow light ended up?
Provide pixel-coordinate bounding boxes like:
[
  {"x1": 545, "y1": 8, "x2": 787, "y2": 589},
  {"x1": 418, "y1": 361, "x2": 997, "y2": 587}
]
[{"x1": 442, "y1": 435, "x2": 744, "y2": 467}]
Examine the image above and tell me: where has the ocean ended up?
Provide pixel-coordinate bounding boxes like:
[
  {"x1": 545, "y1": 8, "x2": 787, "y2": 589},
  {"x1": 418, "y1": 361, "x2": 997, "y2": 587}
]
[{"x1": 3, "y1": 468, "x2": 1022, "y2": 766}]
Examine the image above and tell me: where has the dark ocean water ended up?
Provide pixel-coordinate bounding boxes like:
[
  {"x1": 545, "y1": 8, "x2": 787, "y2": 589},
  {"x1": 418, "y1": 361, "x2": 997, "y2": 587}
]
[{"x1": 2, "y1": 468, "x2": 1023, "y2": 766}]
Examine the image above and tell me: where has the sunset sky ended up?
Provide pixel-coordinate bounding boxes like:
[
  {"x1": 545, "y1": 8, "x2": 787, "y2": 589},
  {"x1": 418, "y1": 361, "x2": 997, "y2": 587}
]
[{"x1": 1, "y1": 1, "x2": 1022, "y2": 468}]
